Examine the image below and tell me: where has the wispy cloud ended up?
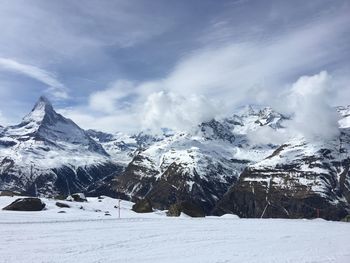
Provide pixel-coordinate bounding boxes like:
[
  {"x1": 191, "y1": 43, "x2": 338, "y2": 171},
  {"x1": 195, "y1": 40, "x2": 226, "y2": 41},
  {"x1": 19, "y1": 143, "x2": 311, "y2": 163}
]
[
  {"x1": 0, "y1": 58, "x2": 68, "y2": 99},
  {"x1": 89, "y1": 80, "x2": 137, "y2": 113},
  {"x1": 0, "y1": 111, "x2": 9, "y2": 126},
  {"x1": 1, "y1": 0, "x2": 349, "y2": 133},
  {"x1": 286, "y1": 71, "x2": 339, "y2": 141}
]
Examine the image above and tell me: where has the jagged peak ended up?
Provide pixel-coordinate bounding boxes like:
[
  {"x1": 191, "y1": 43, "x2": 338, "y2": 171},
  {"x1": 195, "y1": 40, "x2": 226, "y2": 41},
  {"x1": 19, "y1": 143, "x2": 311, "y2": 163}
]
[
  {"x1": 23, "y1": 96, "x2": 56, "y2": 123},
  {"x1": 235, "y1": 104, "x2": 264, "y2": 117},
  {"x1": 32, "y1": 96, "x2": 53, "y2": 111}
]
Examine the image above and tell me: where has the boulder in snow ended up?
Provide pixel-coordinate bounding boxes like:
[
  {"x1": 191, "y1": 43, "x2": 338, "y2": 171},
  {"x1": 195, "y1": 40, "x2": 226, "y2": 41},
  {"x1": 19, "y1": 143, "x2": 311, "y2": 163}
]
[
  {"x1": 67, "y1": 193, "x2": 87, "y2": 202},
  {"x1": 341, "y1": 215, "x2": 350, "y2": 222},
  {"x1": 55, "y1": 202, "x2": 70, "y2": 208},
  {"x1": 2, "y1": 198, "x2": 45, "y2": 211}
]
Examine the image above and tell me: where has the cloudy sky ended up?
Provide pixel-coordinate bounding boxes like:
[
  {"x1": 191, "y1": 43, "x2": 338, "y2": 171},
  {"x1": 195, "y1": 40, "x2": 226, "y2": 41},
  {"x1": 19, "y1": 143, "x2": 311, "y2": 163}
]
[{"x1": 0, "y1": 0, "x2": 349, "y2": 132}]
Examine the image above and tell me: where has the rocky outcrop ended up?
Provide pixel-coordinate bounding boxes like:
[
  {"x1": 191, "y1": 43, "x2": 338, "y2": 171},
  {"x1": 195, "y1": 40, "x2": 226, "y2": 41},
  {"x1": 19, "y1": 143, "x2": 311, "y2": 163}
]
[
  {"x1": 0, "y1": 190, "x2": 23, "y2": 197},
  {"x1": 67, "y1": 193, "x2": 88, "y2": 202},
  {"x1": 341, "y1": 215, "x2": 350, "y2": 222},
  {"x1": 2, "y1": 198, "x2": 45, "y2": 211},
  {"x1": 132, "y1": 199, "x2": 153, "y2": 213},
  {"x1": 167, "y1": 201, "x2": 205, "y2": 217}
]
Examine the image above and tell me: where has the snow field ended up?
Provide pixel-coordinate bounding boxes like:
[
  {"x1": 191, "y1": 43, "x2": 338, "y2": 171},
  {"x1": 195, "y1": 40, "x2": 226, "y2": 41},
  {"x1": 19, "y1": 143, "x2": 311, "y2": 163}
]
[{"x1": 0, "y1": 196, "x2": 349, "y2": 263}]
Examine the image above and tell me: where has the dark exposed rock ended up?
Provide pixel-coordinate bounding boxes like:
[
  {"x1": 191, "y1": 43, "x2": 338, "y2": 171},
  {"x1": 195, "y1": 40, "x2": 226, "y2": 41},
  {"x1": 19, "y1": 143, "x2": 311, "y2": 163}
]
[
  {"x1": 167, "y1": 201, "x2": 205, "y2": 217},
  {"x1": 86, "y1": 171, "x2": 123, "y2": 198},
  {"x1": 214, "y1": 163, "x2": 350, "y2": 221},
  {"x1": 2, "y1": 198, "x2": 45, "y2": 211},
  {"x1": 200, "y1": 119, "x2": 235, "y2": 143},
  {"x1": 0, "y1": 190, "x2": 23, "y2": 197},
  {"x1": 54, "y1": 194, "x2": 67, "y2": 200},
  {"x1": 132, "y1": 199, "x2": 153, "y2": 213},
  {"x1": 0, "y1": 156, "x2": 122, "y2": 197},
  {"x1": 52, "y1": 162, "x2": 122, "y2": 197},
  {"x1": 55, "y1": 202, "x2": 70, "y2": 208},
  {"x1": 67, "y1": 193, "x2": 87, "y2": 202},
  {"x1": 132, "y1": 132, "x2": 164, "y2": 148},
  {"x1": 112, "y1": 157, "x2": 237, "y2": 215},
  {"x1": 341, "y1": 215, "x2": 350, "y2": 222},
  {"x1": 86, "y1": 129, "x2": 114, "y2": 143},
  {"x1": 0, "y1": 140, "x2": 17, "y2": 147}
]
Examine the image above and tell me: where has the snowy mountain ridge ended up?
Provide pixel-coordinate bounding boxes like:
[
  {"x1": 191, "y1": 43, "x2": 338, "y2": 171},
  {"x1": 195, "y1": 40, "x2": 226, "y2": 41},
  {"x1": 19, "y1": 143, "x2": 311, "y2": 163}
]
[{"x1": 0, "y1": 96, "x2": 349, "y2": 219}]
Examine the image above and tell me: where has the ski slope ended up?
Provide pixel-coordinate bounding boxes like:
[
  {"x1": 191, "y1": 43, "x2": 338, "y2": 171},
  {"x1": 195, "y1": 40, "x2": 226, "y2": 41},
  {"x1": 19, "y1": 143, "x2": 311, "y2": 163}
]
[{"x1": 0, "y1": 196, "x2": 349, "y2": 263}]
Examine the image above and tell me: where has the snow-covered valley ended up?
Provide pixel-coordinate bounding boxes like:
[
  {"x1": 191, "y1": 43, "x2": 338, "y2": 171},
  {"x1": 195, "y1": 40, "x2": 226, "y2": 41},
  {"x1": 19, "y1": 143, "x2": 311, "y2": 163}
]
[{"x1": 0, "y1": 196, "x2": 349, "y2": 263}]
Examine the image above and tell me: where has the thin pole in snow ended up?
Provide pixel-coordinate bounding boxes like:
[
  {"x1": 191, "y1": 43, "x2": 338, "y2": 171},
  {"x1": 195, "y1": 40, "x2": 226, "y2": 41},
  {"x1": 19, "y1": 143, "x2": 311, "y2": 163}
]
[{"x1": 118, "y1": 199, "x2": 121, "y2": 219}]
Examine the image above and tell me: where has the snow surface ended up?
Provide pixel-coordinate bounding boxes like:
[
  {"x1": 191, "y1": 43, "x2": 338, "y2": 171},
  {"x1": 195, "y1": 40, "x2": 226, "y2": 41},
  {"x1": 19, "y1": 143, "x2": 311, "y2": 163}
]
[{"x1": 0, "y1": 196, "x2": 349, "y2": 263}]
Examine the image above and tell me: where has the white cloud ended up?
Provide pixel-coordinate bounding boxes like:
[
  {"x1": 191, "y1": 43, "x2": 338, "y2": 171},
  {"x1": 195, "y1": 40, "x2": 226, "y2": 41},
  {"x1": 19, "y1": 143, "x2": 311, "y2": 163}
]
[
  {"x1": 247, "y1": 126, "x2": 289, "y2": 145},
  {"x1": 58, "y1": 107, "x2": 140, "y2": 133},
  {"x1": 141, "y1": 91, "x2": 225, "y2": 132},
  {"x1": 0, "y1": 111, "x2": 9, "y2": 126},
  {"x1": 0, "y1": 58, "x2": 68, "y2": 99},
  {"x1": 246, "y1": 71, "x2": 340, "y2": 145},
  {"x1": 89, "y1": 80, "x2": 136, "y2": 113},
  {"x1": 286, "y1": 71, "x2": 340, "y2": 141}
]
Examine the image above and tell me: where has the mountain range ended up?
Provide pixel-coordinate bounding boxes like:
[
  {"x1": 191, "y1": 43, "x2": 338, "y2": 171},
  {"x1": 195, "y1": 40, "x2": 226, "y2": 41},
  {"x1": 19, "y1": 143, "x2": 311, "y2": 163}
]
[{"x1": 0, "y1": 96, "x2": 349, "y2": 220}]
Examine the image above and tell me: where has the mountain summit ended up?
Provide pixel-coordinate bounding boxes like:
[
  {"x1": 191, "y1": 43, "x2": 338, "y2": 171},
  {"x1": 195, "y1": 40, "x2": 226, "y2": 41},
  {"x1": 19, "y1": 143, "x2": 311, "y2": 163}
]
[
  {"x1": 6, "y1": 96, "x2": 107, "y2": 155},
  {"x1": 23, "y1": 95, "x2": 55, "y2": 123},
  {"x1": 0, "y1": 96, "x2": 118, "y2": 195}
]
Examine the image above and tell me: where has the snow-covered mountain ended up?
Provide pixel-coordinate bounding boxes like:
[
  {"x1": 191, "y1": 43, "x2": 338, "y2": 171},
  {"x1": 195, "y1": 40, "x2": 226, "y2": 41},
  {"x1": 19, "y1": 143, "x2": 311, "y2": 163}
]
[
  {"x1": 0, "y1": 97, "x2": 122, "y2": 196},
  {"x1": 337, "y1": 105, "x2": 350, "y2": 128},
  {"x1": 110, "y1": 106, "x2": 286, "y2": 213},
  {"x1": 1, "y1": 96, "x2": 349, "y2": 219},
  {"x1": 214, "y1": 110, "x2": 350, "y2": 220}
]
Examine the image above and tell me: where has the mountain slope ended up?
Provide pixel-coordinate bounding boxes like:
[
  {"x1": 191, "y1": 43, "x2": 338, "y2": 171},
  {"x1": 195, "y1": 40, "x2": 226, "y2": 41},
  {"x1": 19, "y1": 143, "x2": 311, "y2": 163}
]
[
  {"x1": 0, "y1": 97, "x2": 121, "y2": 196},
  {"x1": 214, "y1": 127, "x2": 350, "y2": 220},
  {"x1": 111, "y1": 106, "x2": 284, "y2": 213}
]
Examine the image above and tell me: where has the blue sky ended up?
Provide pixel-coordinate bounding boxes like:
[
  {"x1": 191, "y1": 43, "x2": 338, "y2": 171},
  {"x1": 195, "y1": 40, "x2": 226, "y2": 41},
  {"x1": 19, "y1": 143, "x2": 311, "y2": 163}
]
[{"x1": 0, "y1": 0, "x2": 349, "y2": 132}]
